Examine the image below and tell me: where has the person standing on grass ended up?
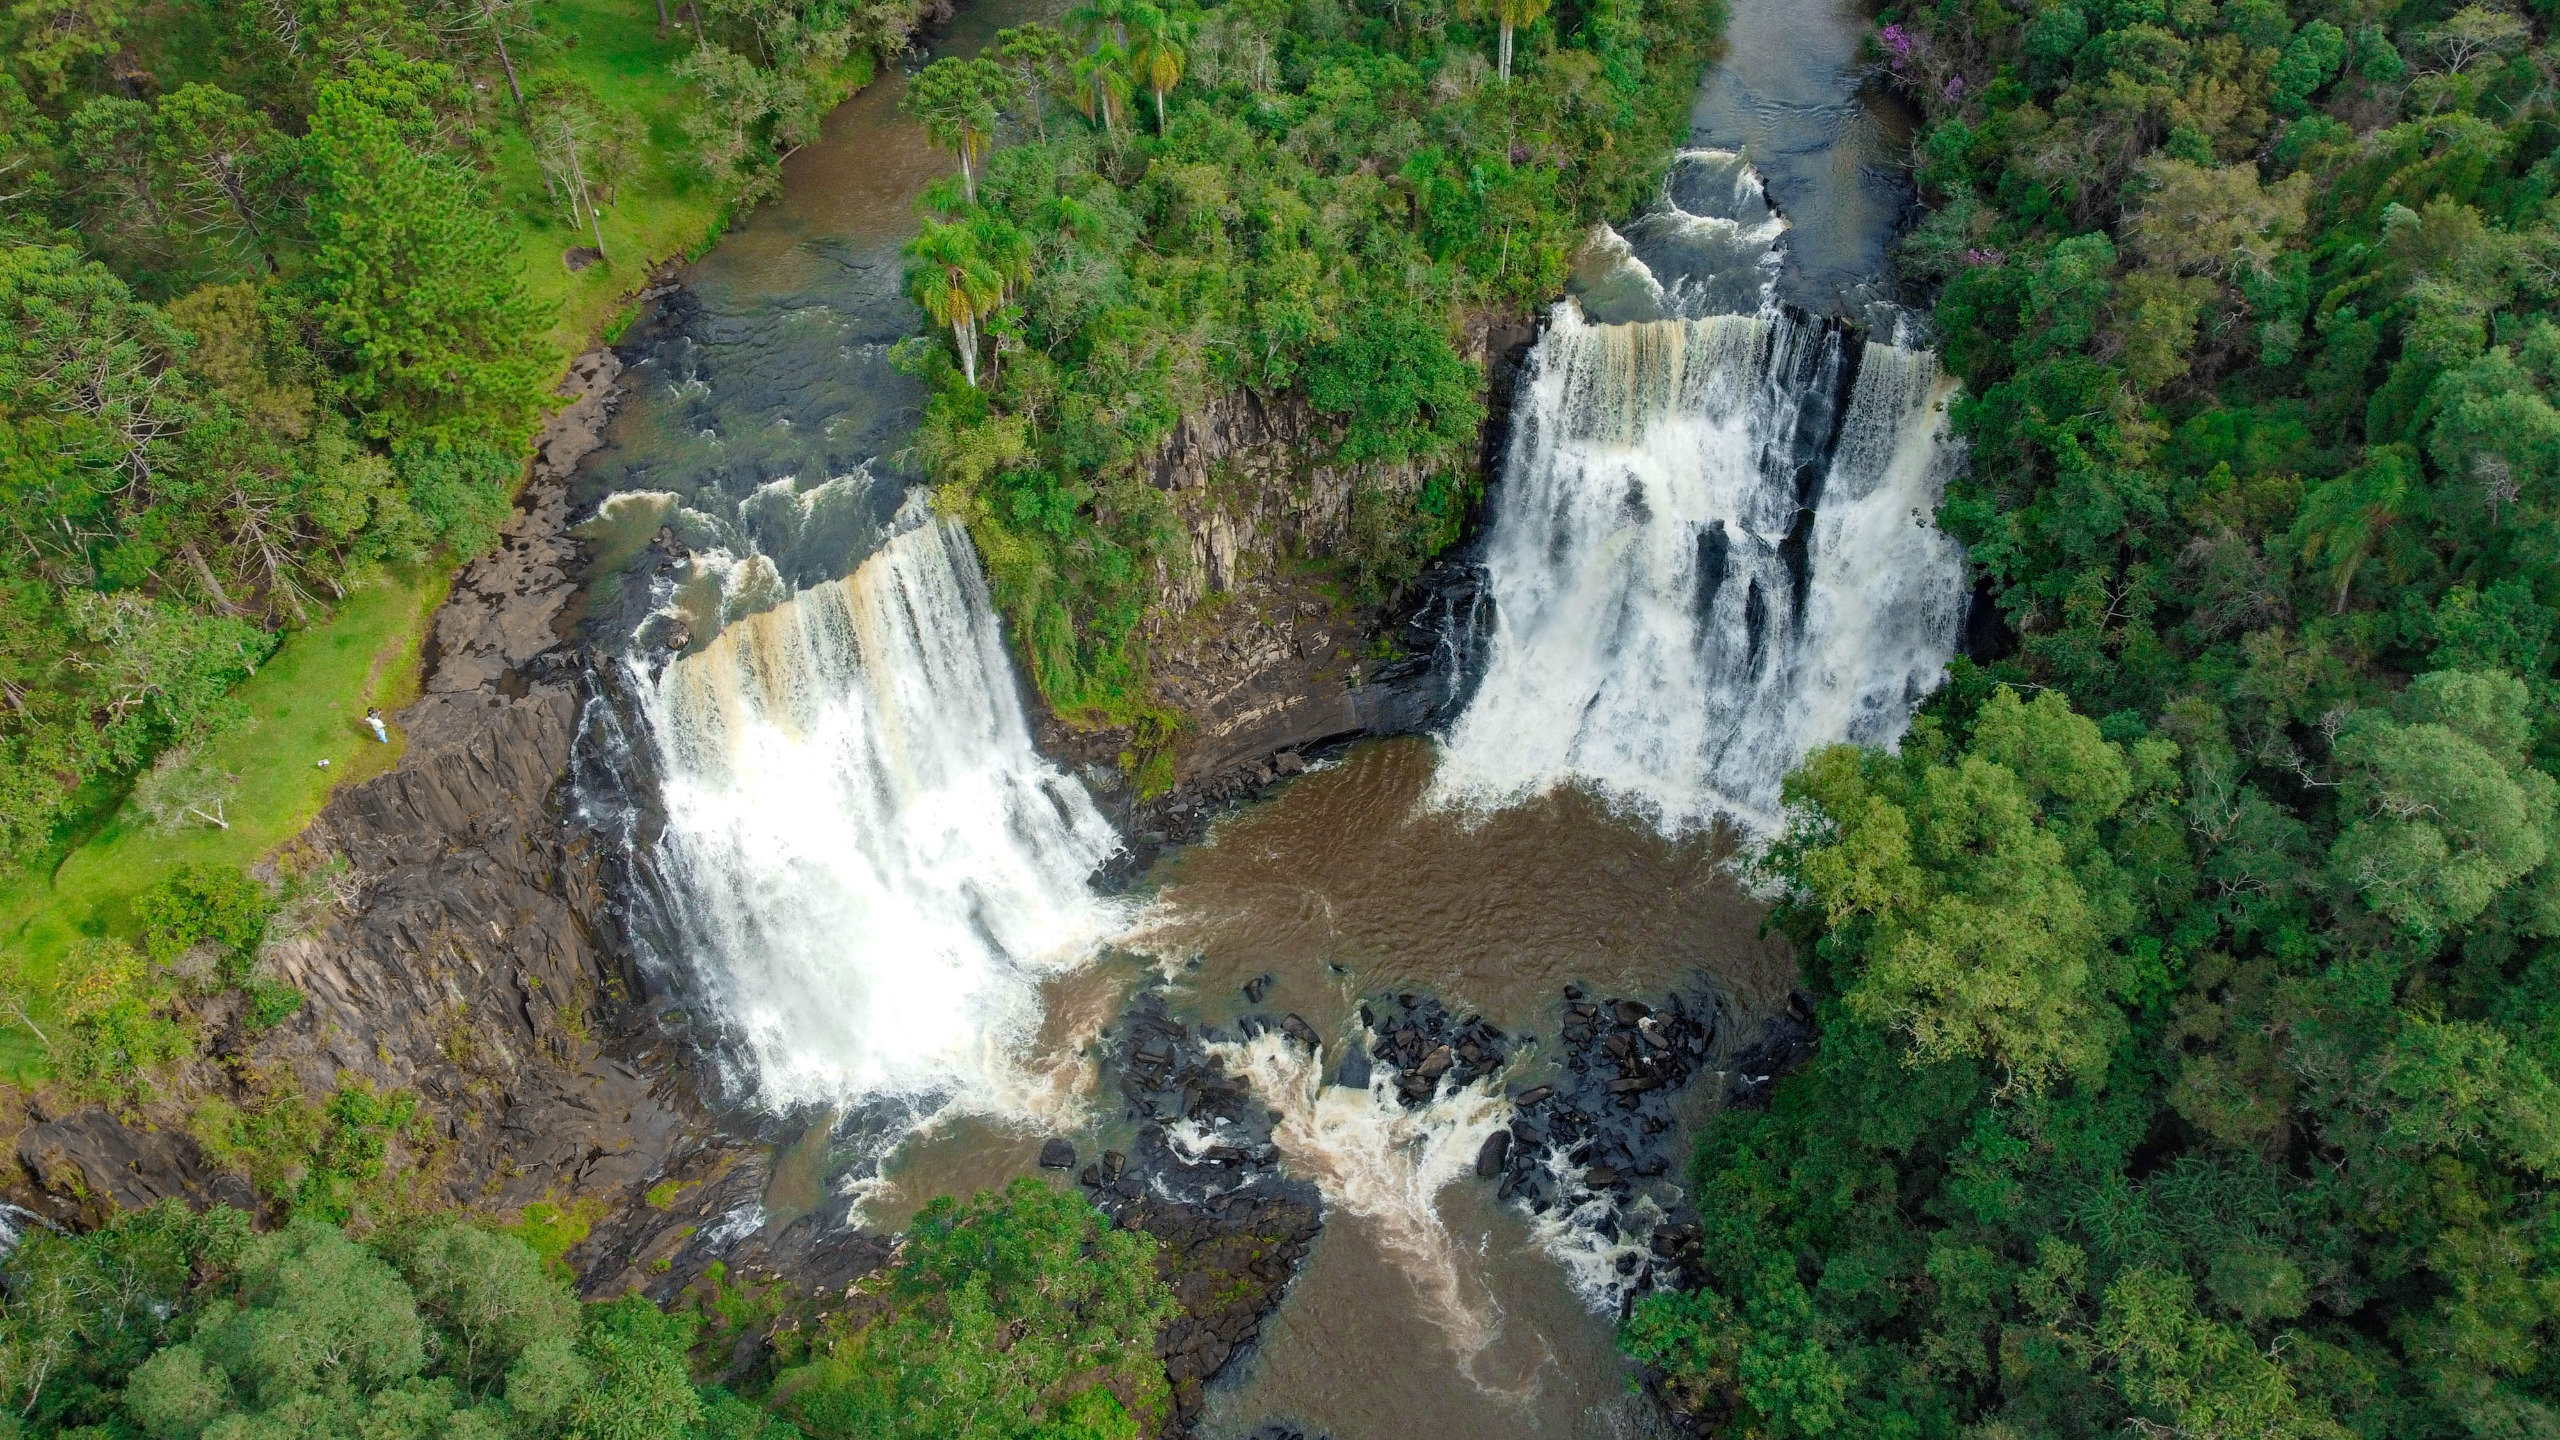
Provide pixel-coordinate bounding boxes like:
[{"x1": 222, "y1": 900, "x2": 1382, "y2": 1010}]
[{"x1": 367, "y1": 707, "x2": 390, "y2": 743}]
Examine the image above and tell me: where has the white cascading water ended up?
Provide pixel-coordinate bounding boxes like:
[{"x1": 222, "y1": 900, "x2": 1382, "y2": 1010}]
[
  {"x1": 1435, "y1": 152, "x2": 1969, "y2": 835},
  {"x1": 632, "y1": 509, "x2": 1126, "y2": 1113},
  {"x1": 1212, "y1": 1033, "x2": 1519, "y2": 1369}
]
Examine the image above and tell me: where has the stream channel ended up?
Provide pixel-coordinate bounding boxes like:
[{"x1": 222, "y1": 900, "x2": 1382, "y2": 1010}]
[{"x1": 568, "y1": 0, "x2": 1935, "y2": 1431}]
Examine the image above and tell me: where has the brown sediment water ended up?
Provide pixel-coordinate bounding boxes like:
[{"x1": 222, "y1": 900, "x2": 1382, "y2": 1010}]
[
  {"x1": 1103, "y1": 740, "x2": 1788, "y2": 1437},
  {"x1": 850, "y1": 961, "x2": 1144, "y2": 1230},
  {"x1": 1201, "y1": 1182, "x2": 1674, "y2": 1440},
  {"x1": 862, "y1": 735, "x2": 1791, "y2": 1436},
  {"x1": 1127, "y1": 736, "x2": 1794, "y2": 1050}
]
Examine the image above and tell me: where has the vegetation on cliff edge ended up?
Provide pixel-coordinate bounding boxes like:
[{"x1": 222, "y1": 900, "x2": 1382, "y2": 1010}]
[
  {"x1": 897, "y1": 0, "x2": 1724, "y2": 723},
  {"x1": 0, "y1": 1179, "x2": 1164, "y2": 1440}
]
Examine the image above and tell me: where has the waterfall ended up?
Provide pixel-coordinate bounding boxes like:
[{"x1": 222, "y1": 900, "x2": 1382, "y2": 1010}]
[
  {"x1": 1435, "y1": 257, "x2": 1968, "y2": 834},
  {"x1": 626, "y1": 511, "x2": 1126, "y2": 1114}
]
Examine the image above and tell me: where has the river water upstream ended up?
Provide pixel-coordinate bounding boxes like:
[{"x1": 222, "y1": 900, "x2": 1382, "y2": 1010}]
[{"x1": 570, "y1": 0, "x2": 1935, "y2": 1430}]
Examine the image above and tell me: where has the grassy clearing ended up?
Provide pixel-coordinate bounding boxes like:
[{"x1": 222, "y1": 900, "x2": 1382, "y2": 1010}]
[
  {"x1": 502, "y1": 0, "x2": 749, "y2": 353},
  {"x1": 0, "y1": 567, "x2": 446, "y2": 1085}
]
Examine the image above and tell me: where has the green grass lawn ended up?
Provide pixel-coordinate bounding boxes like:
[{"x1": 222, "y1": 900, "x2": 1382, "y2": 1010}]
[
  {"x1": 502, "y1": 0, "x2": 745, "y2": 354},
  {"x1": 0, "y1": 567, "x2": 447, "y2": 1084}
]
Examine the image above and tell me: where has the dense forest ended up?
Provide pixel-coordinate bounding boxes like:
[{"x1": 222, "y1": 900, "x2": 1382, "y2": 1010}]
[
  {"x1": 0, "y1": 0, "x2": 914, "y2": 860},
  {"x1": 1624, "y1": 0, "x2": 2560, "y2": 1434},
  {"x1": 0, "y1": 1179, "x2": 1168, "y2": 1439},
  {"x1": 893, "y1": 0, "x2": 1718, "y2": 719}
]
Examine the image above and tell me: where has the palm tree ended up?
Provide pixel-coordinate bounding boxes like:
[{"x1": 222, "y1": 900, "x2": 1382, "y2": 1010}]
[
  {"x1": 902, "y1": 56, "x2": 1013, "y2": 203},
  {"x1": 1461, "y1": 0, "x2": 1551, "y2": 80},
  {"x1": 907, "y1": 222, "x2": 1003, "y2": 386},
  {"x1": 1075, "y1": 42, "x2": 1133, "y2": 134},
  {"x1": 1126, "y1": 3, "x2": 1190, "y2": 130},
  {"x1": 967, "y1": 215, "x2": 1035, "y2": 385},
  {"x1": 1065, "y1": 0, "x2": 1134, "y2": 48}
]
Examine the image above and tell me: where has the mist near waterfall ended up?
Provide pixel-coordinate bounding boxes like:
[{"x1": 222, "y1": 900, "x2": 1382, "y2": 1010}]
[{"x1": 630, "y1": 513, "x2": 1126, "y2": 1114}]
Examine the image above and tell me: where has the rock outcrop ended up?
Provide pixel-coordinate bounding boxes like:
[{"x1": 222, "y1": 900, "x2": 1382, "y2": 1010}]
[
  {"x1": 1087, "y1": 999, "x2": 1326, "y2": 1433},
  {"x1": 1039, "y1": 313, "x2": 1537, "y2": 814}
]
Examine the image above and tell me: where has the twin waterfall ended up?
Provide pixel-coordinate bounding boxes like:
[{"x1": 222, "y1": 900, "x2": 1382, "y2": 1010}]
[
  {"x1": 1435, "y1": 302, "x2": 1968, "y2": 832},
  {"x1": 631, "y1": 514, "x2": 1124, "y2": 1112},
  {"x1": 603, "y1": 151, "x2": 1966, "y2": 1315}
]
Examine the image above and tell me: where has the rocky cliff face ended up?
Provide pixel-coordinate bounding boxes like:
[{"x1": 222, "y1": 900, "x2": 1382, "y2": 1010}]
[{"x1": 1040, "y1": 312, "x2": 1538, "y2": 849}]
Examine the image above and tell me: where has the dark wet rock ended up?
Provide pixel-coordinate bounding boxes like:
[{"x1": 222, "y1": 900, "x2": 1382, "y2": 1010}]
[
  {"x1": 1494, "y1": 981, "x2": 1744, "y2": 1299},
  {"x1": 1361, "y1": 995, "x2": 1515, "y2": 1108},
  {"x1": 1333, "y1": 1050, "x2": 1372, "y2": 1090},
  {"x1": 1242, "y1": 973, "x2": 1274, "y2": 1004},
  {"x1": 1093, "y1": 995, "x2": 1324, "y2": 1431},
  {"x1": 1123, "y1": 1183, "x2": 1321, "y2": 1431},
  {"x1": 1475, "y1": 1129, "x2": 1511, "y2": 1178},
  {"x1": 1725, "y1": 989, "x2": 1821, "y2": 1108},
  {"x1": 16, "y1": 1107, "x2": 256, "y2": 1225},
  {"x1": 1040, "y1": 1138, "x2": 1078, "y2": 1170},
  {"x1": 1280, "y1": 1013, "x2": 1322, "y2": 1050}
]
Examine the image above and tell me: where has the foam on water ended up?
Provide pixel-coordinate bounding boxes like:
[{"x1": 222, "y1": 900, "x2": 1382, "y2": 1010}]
[{"x1": 1212, "y1": 1032, "x2": 1520, "y2": 1371}]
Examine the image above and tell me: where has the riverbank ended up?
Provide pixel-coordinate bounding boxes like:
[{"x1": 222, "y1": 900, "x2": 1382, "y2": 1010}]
[{"x1": 0, "y1": 3, "x2": 881, "y2": 1079}]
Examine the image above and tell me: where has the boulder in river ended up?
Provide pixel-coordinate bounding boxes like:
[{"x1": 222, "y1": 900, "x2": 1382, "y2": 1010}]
[
  {"x1": 1038, "y1": 1138, "x2": 1077, "y2": 1169},
  {"x1": 1475, "y1": 1129, "x2": 1511, "y2": 1178}
]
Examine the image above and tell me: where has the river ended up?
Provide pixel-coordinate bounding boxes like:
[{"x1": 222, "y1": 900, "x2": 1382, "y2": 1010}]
[{"x1": 568, "y1": 0, "x2": 1945, "y2": 1429}]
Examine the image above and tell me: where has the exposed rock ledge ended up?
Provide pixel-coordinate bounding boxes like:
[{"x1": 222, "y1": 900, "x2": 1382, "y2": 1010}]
[
  {"x1": 1044, "y1": 312, "x2": 1540, "y2": 865},
  {"x1": 0, "y1": 350, "x2": 802, "y2": 1296}
]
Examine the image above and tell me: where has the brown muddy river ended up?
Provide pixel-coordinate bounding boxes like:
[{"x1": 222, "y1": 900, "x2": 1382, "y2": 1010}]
[{"x1": 853, "y1": 737, "x2": 1791, "y2": 1438}]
